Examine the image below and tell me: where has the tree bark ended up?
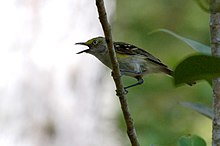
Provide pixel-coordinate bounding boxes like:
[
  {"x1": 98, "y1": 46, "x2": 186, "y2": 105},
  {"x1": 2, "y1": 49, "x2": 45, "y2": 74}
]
[{"x1": 210, "y1": 1, "x2": 220, "y2": 146}]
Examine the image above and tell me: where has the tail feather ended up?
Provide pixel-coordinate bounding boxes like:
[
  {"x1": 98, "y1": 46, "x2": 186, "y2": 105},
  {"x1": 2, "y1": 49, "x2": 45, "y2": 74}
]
[
  {"x1": 161, "y1": 67, "x2": 173, "y2": 76},
  {"x1": 161, "y1": 67, "x2": 196, "y2": 86}
]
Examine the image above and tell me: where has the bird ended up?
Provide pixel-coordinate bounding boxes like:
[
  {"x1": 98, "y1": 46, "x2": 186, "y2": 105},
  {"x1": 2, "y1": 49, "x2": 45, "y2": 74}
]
[{"x1": 76, "y1": 36, "x2": 192, "y2": 91}]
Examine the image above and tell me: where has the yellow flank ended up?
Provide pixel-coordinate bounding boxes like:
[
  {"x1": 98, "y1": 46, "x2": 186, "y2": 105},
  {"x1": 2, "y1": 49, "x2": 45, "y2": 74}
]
[{"x1": 116, "y1": 53, "x2": 131, "y2": 59}]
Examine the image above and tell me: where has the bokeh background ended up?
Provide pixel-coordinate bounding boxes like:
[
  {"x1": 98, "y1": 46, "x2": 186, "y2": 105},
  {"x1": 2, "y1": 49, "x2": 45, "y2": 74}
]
[{"x1": 0, "y1": 0, "x2": 211, "y2": 146}]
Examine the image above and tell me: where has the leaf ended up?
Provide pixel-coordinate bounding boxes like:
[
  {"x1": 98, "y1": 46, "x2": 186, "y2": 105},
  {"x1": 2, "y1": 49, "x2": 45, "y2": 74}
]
[
  {"x1": 178, "y1": 135, "x2": 206, "y2": 146},
  {"x1": 174, "y1": 54, "x2": 220, "y2": 85},
  {"x1": 149, "y1": 29, "x2": 211, "y2": 54},
  {"x1": 180, "y1": 102, "x2": 213, "y2": 119},
  {"x1": 193, "y1": 0, "x2": 210, "y2": 12}
]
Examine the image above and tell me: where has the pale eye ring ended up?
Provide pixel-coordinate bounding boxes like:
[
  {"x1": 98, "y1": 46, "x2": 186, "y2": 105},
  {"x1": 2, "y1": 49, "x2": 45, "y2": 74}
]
[{"x1": 92, "y1": 40, "x2": 98, "y2": 45}]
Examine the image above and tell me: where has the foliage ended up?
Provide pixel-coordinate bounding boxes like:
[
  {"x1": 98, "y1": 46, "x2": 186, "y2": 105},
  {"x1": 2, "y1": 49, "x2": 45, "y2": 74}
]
[
  {"x1": 180, "y1": 102, "x2": 212, "y2": 119},
  {"x1": 178, "y1": 135, "x2": 206, "y2": 146},
  {"x1": 149, "y1": 29, "x2": 211, "y2": 54},
  {"x1": 150, "y1": 29, "x2": 220, "y2": 86},
  {"x1": 174, "y1": 54, "x2": 220, "y2": 85}
]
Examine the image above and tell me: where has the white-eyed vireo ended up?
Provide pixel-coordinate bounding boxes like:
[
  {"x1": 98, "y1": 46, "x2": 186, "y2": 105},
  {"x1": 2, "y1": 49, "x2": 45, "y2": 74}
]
[{"x1": 76, "y1": 37, "x2": 176, "y2": 90}]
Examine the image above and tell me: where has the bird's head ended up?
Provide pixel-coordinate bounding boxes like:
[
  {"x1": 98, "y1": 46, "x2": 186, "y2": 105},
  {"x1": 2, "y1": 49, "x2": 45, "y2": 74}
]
[{"x1": 75, "y1": 37, "x2": 108, "y2": 55}]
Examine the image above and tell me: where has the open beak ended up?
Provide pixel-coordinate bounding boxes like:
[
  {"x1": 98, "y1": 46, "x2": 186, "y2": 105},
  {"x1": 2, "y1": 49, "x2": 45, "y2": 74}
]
[
  {"x1": 75, "y1": 42, "x2": 87, "y2": 45},
  {"x1": 75, "y1": 42, "x2": 90, "y2": 54}
]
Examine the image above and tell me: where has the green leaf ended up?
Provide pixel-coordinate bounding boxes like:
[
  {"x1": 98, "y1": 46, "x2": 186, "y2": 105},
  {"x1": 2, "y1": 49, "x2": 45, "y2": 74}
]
[
  {"x1": 180, "y1": 102, "x2": 213, "y2": 119},
  {"x1": 149, "y1": 29, "x2": 211, "y2": 54},
  {"x1": 178, "y1": 135, "x2": 206, "y2": 146},
  {"x1": 174, "y1": 54, "x2": 220, "y2": 85}
]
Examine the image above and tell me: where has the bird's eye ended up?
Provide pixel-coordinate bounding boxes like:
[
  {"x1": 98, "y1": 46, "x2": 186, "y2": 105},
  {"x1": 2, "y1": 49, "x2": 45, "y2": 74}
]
[{"x1": 92, "y1": 40, "x2": 98, "y2": 45}]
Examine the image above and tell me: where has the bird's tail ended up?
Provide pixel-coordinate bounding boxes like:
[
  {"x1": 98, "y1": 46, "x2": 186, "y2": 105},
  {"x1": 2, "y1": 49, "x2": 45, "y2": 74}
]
[
  {"x1": 161, "y1": 67, "x2": 196, "y2": 86},
  {"x1": 161, "y1": 67, "x2": 173, "y2": 76}
]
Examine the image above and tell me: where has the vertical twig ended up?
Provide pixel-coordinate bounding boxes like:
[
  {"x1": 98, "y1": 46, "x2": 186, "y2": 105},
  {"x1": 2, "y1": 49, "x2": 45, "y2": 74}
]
[
  {"x1": 210, "y1": 1, "x2": 220, "y2": 146},
  {"x1": 95, "y1": 0, "x2": 140, "y2": 146}
]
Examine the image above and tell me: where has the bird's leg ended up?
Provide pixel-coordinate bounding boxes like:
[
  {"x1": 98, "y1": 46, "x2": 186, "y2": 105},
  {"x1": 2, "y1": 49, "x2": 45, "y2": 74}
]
[
  {"x1": 112, "y1": 69, "x2": 144, "y2": 94},
  {"x1": 119, "y1": 70, "x2": 144, "y2": 92},
  {"x1": 124, "y1": 76, "x2": 144, "y2": 90}
]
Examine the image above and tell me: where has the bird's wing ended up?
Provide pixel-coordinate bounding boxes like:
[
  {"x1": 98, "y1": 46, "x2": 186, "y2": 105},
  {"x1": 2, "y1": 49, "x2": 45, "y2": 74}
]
[{"x1": 114, "y1": 42, "x2": 167, "y2": 67}]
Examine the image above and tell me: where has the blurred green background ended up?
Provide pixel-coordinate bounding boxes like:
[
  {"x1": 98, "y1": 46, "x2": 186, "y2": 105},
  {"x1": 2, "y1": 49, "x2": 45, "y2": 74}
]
[{"x1": 112, "y1": 0, "x2": 211, "y2": 145}]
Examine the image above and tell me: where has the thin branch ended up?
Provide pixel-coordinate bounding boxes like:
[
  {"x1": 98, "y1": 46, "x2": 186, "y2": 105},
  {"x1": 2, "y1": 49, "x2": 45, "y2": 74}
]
[
  {"x1": 210, "y1": 1, "x2": 220, "y2": 146},
  {"x1": 95, "y1": 0, "x2": 140, "y2": 146}
]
